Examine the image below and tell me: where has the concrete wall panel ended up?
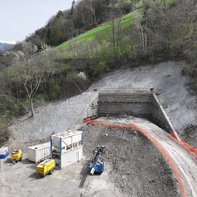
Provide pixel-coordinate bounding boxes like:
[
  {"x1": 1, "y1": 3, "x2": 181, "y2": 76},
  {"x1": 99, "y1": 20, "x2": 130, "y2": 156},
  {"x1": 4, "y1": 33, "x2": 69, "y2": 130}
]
[
  {"x1": 98, "y1": 102, "x2": 152, "y2": 116},
  {"x1": 60, "y1": 146, "x2": 83, "y2": 168},
  {"x1": 85, "y1": 91, "x2": 174, "y2": 134}
]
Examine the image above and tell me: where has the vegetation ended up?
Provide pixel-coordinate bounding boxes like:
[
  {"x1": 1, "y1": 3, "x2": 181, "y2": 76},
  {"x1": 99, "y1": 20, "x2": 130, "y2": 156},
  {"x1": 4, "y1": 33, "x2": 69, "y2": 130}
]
[
  {"x1": 23, "y1": 0, "x2": 133, "y2": 48},
  {"x1": 57, "y1": 13, "x2": 137, "y2": 49},
  {"x1": 0, "y1": 0, "x2": 196, "y2": 144}
]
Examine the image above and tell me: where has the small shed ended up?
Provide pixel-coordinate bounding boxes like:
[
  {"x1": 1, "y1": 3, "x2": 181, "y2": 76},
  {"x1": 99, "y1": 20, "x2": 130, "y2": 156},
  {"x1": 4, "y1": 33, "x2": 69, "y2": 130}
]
[{"x1": 28, "y1": 142, "x2": 51, "y2": 163}]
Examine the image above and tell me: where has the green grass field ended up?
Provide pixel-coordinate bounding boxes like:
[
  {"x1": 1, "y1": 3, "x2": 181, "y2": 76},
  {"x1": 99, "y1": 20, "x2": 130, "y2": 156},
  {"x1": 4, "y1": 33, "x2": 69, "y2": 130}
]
[
  {"x1": 57, "y1": 12, "x2": 139, "y2": 49},
  {"x1": 57, "y1": 0, "x2": 180, "y2": 51},
  {"x1": 54, "y1": 0, "x2": 181, "y2": 62}
]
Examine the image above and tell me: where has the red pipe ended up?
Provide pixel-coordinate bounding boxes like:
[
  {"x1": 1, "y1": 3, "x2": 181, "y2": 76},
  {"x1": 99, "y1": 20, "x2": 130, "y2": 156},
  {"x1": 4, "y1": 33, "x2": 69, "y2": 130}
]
[{"x1": 84, "y1": 118, "x2": 187, "y2": 197}]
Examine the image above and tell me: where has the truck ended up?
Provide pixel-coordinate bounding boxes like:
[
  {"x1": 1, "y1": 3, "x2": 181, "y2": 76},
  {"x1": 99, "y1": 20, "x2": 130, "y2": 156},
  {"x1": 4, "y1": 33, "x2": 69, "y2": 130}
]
[{"x1": 36, "y1": 159, "x2": 56, "y2": 177}]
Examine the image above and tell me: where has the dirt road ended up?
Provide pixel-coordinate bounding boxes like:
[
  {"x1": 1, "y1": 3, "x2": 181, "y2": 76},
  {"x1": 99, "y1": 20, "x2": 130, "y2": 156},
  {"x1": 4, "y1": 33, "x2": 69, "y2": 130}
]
[
  {"x1": 91, "y1": 117, "x2": 197, "y2": 197},
  {"x1": 82, "y1": 124, "x2": 178, "y2": 197}
]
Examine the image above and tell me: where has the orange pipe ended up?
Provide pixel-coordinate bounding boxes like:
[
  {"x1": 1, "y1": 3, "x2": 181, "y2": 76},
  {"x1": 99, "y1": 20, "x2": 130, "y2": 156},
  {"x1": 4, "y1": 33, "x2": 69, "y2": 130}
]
[
  {"x1": 170, "y1": 131, "x2": 197, "y2": 158},
  {"x1": 84, "y1": 118, "x2": 187, "y2": 197}
]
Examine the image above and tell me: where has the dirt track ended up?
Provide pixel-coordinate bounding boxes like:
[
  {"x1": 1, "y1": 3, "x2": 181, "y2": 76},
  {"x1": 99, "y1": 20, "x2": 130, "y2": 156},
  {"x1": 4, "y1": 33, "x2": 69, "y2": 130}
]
[
  {"x1": 90, "y1": 116, "x2": 197, "y2": 197},
  {"x1": 82, "y1": 124, "x2": 178, "y2": 197}
]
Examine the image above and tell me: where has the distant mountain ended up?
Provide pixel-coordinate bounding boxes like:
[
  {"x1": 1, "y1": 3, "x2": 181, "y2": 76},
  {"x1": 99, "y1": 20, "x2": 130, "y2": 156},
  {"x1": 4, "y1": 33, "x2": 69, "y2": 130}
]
[{"x1": 0, "y1": 41, "x2": 15, "y2": 53}]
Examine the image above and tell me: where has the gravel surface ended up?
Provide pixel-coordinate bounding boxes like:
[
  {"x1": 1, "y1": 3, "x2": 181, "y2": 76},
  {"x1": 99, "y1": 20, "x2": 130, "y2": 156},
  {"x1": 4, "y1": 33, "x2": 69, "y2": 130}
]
[
  {"x1": 81, "y1": 124, "x2": 179, "y2": 197},
  {"x1": 0, "y1": 122, "x2": 179, "y2": 197},
  {"x1": 94, "y1": 116, "x2": 197, "y2": 197}
]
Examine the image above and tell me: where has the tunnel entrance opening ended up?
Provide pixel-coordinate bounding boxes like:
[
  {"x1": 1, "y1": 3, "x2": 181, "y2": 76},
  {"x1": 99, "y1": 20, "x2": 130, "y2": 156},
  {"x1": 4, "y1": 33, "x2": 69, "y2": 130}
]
[{"x1": 86, "y1": 89, "x2": 175, "y2": 134}]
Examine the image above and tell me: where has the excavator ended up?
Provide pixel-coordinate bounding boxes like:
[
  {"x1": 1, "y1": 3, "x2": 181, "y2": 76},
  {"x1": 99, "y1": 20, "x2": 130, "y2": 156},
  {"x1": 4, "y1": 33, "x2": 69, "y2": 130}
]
[{"x1": 88, "y1": 146, "x2": 106, "y2": 175}]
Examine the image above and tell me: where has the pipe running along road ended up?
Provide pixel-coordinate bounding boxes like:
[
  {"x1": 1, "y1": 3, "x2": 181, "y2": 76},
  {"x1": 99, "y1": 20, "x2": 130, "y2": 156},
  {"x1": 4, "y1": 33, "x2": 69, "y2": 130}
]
[{"x1": 84, "y1": 116, "x2": 197, "y2": 197}]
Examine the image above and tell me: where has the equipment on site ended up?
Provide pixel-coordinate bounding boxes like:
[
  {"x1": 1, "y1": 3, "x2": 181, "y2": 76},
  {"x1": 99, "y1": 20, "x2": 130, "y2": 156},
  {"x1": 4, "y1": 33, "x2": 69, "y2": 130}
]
[
  {"x1": 36, "y1": 159, "x2": 56, "y2": 177},
  {"x1": 11, "y1": 149, "x2": 23, "y2": 163},
  {"x1": 0, "y1": 147, "x2": 9, "y2": 159},
  {"x1": 51, "y1": 130, "x2": 83, "y2": 168},
  {"x1": 88, "y1": 146, "x2": 105, "y2": 175},
  {"x1": 28, "y1": 142, "x2": 51, "y2": 163}
]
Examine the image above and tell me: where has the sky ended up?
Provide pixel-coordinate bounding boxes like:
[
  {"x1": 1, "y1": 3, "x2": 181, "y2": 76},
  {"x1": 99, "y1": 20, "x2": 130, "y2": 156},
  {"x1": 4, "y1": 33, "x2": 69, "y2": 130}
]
[{"x1": 0, "y1": 0, "x2": 77, "y2": 43}]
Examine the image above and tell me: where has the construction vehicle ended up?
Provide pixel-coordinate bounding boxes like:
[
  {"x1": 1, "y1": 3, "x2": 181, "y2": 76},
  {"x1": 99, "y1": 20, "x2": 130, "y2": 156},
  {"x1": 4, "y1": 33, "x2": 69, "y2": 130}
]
[
  {"x1": 11, "y1": 149, "x2": 23, "y2": 163},
  {"x1": 36, "y1": 159, "x2": 55, "y2": 177},
  {"x1": 88, "y1": 146, "x2": 105, "y2": 175}
]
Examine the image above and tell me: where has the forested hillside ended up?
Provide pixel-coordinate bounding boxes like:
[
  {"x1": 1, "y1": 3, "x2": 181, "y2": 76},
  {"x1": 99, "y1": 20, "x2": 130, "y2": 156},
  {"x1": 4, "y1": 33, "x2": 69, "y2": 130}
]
[
  {"x1": 0, "y1": 0, "x2": 196, "y2": 145},
  {"x1": 26, "y1": 0, "x2": 133, "y2": 47}
]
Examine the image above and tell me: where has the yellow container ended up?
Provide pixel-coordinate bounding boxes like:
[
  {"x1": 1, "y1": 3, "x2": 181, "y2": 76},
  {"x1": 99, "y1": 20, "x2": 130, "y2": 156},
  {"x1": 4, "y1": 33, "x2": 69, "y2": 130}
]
[
  {"x1": 36, "y1": 159, "x2": 55, "y2": 177},
  {"x1": 11, "y1": 149, "x2": 23, "y2": 161}
]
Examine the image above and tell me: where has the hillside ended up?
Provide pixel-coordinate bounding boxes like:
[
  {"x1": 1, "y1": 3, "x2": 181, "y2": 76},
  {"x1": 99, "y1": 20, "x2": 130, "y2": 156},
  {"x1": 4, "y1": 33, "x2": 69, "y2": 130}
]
[
  {"x1": 26, "y1": 0, "x2": 133, "y2": 47},
  {"x1": 1, "y1": 1, "x2": 197, "y2": 197},
  {"x1": 0, "y1": 0, "x2": 196, "y2": 147},
  {"x1": 0, "y1": 42, "x2": 14, "y2": 53},
  {"x1": 53, "y1": 0, "x2": 196, "y2": 68},
  {"x1": 57, "y1": 12, "x2": 137, "y2": 49},
  {"x1": 7, "y1": 62, "x2": 197, "y2": 149}
]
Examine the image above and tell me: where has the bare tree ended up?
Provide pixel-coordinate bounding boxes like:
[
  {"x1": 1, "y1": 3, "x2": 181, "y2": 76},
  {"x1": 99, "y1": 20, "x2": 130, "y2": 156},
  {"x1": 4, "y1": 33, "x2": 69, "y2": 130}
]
[
  {"x1": 84, "y1": 0, "x2": 97, "y2": 25},
  {"x1": 9, "y1": 42, "x2": 51, "y2": 117}
]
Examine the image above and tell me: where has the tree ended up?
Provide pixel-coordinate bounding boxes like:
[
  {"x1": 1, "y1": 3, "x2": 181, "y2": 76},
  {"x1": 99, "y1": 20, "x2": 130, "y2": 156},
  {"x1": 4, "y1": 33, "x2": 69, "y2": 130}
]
[
  {"x1": 84, "y1": 0, "x2": 98, "y2": 25},
  {"x1": 9, "y1": 42, "x2": 51, "y2": 117}
]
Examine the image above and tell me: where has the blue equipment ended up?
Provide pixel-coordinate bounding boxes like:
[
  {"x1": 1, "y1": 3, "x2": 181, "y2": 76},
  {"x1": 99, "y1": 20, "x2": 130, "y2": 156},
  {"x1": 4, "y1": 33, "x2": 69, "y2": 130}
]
[
  {"x1": 88, "y1": 146, "x2": 105, "y2": 175},
  {"x1": 0, "y1": 147, "x2": 9, "y2": 159}
]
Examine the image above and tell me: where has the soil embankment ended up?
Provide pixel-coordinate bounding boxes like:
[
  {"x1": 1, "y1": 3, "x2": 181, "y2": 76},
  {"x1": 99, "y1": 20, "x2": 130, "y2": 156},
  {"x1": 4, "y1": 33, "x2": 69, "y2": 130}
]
[{"x1": 7, "y1": 61, "x2": 197, "y2": 148}]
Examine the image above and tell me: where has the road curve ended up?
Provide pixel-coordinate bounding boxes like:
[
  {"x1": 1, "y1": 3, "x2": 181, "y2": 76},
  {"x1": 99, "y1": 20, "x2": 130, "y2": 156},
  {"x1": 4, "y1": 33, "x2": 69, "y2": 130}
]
[{"x1": 84, "y1": 116, "x2": 197, "y2": 197}]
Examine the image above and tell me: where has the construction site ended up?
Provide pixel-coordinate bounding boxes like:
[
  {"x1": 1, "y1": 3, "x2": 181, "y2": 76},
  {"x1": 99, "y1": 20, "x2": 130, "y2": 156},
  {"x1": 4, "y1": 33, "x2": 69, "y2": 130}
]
[{"x1": 0, "y1": 62, "x2": 197, "y2": 197}]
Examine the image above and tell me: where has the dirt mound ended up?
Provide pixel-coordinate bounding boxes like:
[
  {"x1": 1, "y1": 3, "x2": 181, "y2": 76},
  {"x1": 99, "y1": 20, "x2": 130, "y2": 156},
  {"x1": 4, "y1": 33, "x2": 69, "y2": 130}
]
[{"x1": 82, "y1": 124, "x2": 178, "y2": 196}]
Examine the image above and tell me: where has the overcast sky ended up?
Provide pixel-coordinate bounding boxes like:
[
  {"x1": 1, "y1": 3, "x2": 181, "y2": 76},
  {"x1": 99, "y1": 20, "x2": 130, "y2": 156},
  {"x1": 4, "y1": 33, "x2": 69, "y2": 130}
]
[{"x1": 0, "y1": 0, "x2": 77, "y2": 43}]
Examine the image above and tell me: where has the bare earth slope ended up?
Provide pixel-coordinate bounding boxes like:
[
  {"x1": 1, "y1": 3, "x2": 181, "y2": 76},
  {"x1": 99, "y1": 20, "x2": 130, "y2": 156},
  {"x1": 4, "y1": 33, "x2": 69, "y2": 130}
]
[
  {"x1": 91, "y1": 62, "x2": 197, "y2": 143},
  {"x1": 8, "y1": 61, "x2": 197, "y2": 148}
]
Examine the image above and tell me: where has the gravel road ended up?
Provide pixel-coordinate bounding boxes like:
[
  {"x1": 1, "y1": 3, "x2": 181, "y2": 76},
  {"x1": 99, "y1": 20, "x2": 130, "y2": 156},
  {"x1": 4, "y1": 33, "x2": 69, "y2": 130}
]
[{"x1": 95, "y1": 116, "x2": 197, "y2": 197}]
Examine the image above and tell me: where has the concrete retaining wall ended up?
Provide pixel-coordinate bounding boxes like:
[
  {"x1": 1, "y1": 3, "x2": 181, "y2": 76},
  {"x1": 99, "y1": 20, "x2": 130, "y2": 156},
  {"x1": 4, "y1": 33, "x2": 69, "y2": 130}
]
[
  {"x1": 84, "y1": 93, "x2": 98, "y2": 118},
  {"x1": 86, "y1": 90, "x2": 175, "y2": 133},
  {"x1": 152, "y1": 94, "x2": 174, "y2": 132},
  {"x1": 98, "y1": 92, "x2": 152, "y2": 118}
]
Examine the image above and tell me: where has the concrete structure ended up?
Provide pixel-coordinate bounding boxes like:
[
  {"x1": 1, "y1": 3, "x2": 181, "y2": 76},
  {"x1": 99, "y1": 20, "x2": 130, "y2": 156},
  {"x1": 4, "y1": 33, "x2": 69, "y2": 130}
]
[
  {"x1": 51, "y1": 130, "x2": 83, "y2": 168},
  {"x1": 86, "y1": 89, "x2": 176, "y2": 133},
  {"x1": 28, "y1": 142, "x2": 51, "y2": 163},
  {"x1": 85, "y1": 93, "x2": 98, "y2": 118},
  {"x1": 98, "y1": 91, "x2": 152, "y2": 118}
]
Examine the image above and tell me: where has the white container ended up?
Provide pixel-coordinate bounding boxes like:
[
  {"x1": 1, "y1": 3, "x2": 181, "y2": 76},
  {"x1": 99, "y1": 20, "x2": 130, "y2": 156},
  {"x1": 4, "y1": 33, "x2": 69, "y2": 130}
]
[
  {"x1": 60, "y1": 146, "x2": 83, "y2": 168},
  {"x1": 52, "y1": 130, "x2": 83, "y2": 153},
  {"x1": 28, "y1": 142, "x2": 50, "y2": 163}
]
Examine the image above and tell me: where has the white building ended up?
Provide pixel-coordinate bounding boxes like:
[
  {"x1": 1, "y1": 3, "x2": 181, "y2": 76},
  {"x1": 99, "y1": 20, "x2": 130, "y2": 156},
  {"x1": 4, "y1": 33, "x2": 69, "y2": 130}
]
[{"x1": 51, "y1": 130, "x2": 83, "y2": 168}]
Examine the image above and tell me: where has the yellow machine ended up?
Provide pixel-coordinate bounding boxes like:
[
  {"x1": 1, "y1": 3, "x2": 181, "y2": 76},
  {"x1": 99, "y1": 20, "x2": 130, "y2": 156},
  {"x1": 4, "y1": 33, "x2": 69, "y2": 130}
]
[
  {"x1": 36, "y1": 159, "x2": 55, "y2": 177},
  {"x1": 11, "y1": 149, "x2": 23, "y2": 163}
]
